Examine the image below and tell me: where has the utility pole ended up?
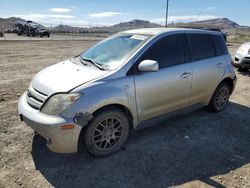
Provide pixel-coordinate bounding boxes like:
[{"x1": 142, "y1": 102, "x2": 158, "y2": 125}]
[{"x1": 165, "y1": 0, "x2": 170, "y2": 27}]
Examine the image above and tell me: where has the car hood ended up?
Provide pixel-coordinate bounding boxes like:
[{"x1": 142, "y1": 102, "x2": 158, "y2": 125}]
[{"x1": 31, "y1": 60, "x2": 108, "y2": 96}]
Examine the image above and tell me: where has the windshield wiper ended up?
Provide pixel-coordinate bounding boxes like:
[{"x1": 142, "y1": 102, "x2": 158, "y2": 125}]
[
  {"x1": 72, "y1": 55, "x2": 89, "y2": 66},
  {"x1": 81, "y1": 57, "x2": 105, "y2": 70},
  {"x1": 79, "y1": 58, "x2": 89, "y2": 66}
]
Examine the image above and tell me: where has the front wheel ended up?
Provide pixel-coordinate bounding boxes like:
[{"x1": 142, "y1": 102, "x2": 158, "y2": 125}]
[
  {"x1": 208, "y1": 83, "x2": 230, "y2": 112},
  {"x1": 84, "y1": 108, "x2": 129, "y2": 157}
]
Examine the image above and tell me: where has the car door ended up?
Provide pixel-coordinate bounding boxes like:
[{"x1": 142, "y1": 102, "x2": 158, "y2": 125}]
[
  {"x1": 133, "y1": 34, "x2": 193, "y2": 122},
  {"x1": 188, "y1": 33, "x2": 226, "y2": 105}
]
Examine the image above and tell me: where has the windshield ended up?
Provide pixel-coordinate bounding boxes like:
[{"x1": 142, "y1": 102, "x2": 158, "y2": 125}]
[{"x1": 80, "y1": 34, "x2": 151, "y2": 70}]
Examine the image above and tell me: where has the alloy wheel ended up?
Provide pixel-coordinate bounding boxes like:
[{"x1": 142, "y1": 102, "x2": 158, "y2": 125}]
[
  {"x1": 92, "y1": 117, "x2": 123, "y2": 150},
  {"x1": 214, "y1": 86, "x2": 229, "y2": 111}
]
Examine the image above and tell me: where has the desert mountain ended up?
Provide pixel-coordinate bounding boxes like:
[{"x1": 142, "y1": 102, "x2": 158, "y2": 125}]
[
  {"x1": 0, "y1": 17, "x2": 249, "y2": 32},
  {"x1": 174, "y1": 18, "x2": 242, "y2": 29},
  {"x1": 0, "y1": 17, "x2": 26, "y2": 30},
  {"x1": 52, "y1": 20, "x2": 161, "y2": 33}
]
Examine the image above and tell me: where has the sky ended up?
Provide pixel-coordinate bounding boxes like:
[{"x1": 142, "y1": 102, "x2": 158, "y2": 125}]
[{"x1": 0, "y1": 0, "x2": 249, "y2": 27}]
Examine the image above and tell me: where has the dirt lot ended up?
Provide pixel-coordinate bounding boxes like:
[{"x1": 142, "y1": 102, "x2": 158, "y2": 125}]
[{"x1": 0, "y1": 40, "x2": 249, "y2": 188}]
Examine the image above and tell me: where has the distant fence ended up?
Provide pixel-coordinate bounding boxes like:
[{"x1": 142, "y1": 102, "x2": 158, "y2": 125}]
[
  {"x1": 1, "y1": 24, "x2": 250, "y2": 44},
  {"x1": 0, "y1": 23, "x2": 116, "y2": 41},
  {"x1": 50, "y1": 31, "x2": 113, "y2": 38},
  {"x1": 0, "y1": 32, "x2": 109, "y2": 41}
]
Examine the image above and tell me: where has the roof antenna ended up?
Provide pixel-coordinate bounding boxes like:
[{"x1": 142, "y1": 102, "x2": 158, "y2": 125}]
[{"x1": 196, "y1": 11, "x2": 203, "y2": 21}]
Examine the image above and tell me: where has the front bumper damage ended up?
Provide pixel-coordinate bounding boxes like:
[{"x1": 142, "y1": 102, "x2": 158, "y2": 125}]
[{"x1": 18, "y1": 92, "x2": 91, "y2": 153}]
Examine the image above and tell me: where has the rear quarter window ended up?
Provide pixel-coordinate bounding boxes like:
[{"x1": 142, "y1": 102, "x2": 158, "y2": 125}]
[
  {"x1": 189, "y1": 34, "x2": 215, "y2": 61},
  {"x1": 212, "y1": 34, "x2": 228, "y2": 56}
]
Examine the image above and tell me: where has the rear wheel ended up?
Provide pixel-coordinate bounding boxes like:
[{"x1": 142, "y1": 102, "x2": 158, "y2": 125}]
[
  {"x1": 84, "y1": 108, "x2": 129, "y2": 157},
  {"x1": 208, "y1": 83, "x2": 230, "y2": 112}
]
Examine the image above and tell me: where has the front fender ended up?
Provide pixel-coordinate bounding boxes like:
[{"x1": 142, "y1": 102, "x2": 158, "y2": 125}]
[{"x1": 61, "y1": 80, "x2": 137, "y2": 126}]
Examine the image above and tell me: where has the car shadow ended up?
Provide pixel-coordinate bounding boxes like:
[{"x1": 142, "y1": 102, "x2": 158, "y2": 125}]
[
  {"x1": 237, "y1": 69, "x2": 250, "y2": 77},
  {"x1": 31, "y1": 101, "x2": 250, "y2": 187}
]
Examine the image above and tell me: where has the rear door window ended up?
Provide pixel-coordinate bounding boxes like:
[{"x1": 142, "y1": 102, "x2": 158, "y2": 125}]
[
  {"x1": 212, "y1": 35, "x2": 228, "y2": 56},
  {"x1": 189, "y1": 34, "x2": 215, "y2": 61}
]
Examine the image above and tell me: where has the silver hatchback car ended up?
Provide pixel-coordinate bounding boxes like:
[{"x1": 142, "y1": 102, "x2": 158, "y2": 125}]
[{"x1": 18, "y1": 28, "x2": 237, "y2": 156}]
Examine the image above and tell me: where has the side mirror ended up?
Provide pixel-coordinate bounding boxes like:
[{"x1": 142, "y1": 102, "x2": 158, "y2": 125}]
[{"x1": 138, "y1": 60, "x2": 159, "y2": 72}]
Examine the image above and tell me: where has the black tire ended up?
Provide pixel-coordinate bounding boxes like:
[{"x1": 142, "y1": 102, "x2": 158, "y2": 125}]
[
  {"x1": 208, "y1": 83, "x2": 230, "y2": 113},
  {"x1": 84, "y1": 108, "x2": 129, "y2": 157},
  {"x1": 238, "y1": 67, "x2": 249, "y2": 72}
]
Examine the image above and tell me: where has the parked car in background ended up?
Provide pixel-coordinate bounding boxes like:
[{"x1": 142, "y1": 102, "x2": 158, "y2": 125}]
[
  {"x1": 15, "y1": 20, "x2": 50, "y2": 37},
  {"x1": 18, "y1": 28, "x2": 236, "y2": 157},
  {"x1": 233, "y1": 42, "x2": 250, "y2": 71}
]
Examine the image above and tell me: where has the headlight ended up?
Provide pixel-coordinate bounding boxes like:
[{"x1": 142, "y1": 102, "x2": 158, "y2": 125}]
[{"x1": 41, "y1": 93, "x2": 81, "y2": 115}]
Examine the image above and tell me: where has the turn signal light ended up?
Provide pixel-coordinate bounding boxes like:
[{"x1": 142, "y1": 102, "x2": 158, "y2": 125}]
[{"x1": 61, "y1": 124, "x2": 75, "y2": 130}]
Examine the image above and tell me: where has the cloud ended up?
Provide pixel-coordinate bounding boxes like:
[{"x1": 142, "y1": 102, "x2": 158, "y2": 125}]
[
  {"x1": 49, "y1": 8, "x2": 71, "y2": 13},
  {"x1": 13, "y1": 14, "x2": 87, "y2": 27},
  {"x1": 204, "y1": 7, "x2": 217, "y2": 11},
  {"x1": 89, "y1": 12, "x2": 122, "y2": 18},
  {"x1": 47, "y1": 15, "x2": 75, "y2": 19},
  {"x1": 151, "y1": 15, "x2": 218, "y2": 24},
  {"x1": 71, "y1": 6, "x2": 78, "y2": 10},
  {"x1": 14, "y1": 14, "x2": 76, "y2": 22},
  {"x1": 14, "y1": 14, "x2": 48, "y2": 21}
]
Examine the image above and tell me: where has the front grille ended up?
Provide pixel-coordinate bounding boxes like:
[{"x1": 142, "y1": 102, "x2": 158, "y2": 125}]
[{"x1": 26, "y1": 87, "x2": 48, "y2": 110}]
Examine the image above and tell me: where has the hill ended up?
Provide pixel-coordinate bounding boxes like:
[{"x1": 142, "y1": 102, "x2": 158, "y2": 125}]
[
  {"x1": 174, "y1": 18, "x2": 243, "y2": 29},
  {"x1": 108, "y1": 19, "x2": 161, "y2": 32},
  {"x1": 51, "y1": 25, "x2": 88, "y2": 33},
  {"x1": 1, "y1": 17, "x2": 250, "y2": 32},
  {"x1": 0, "y1": 17, "x2": 25, "y2": 30},
  {"x1": 52, "y1": 20, "x2": 162, "y2": 33}
]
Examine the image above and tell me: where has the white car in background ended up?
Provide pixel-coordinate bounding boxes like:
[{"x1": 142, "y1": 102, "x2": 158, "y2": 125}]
[{"x1": 234, "y1": 42, "x2": 250, "y2": 71}]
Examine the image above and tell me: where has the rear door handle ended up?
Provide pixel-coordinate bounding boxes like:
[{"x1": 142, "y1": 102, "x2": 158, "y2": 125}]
[
  {"x1": 180, "y1": 72, "x2": 192, "y2": 78},
  {"x1": 216, "y1": 63, "x2": 223, "y2": 68}
]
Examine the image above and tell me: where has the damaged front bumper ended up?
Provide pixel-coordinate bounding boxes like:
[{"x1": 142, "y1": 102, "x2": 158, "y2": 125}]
[{"x1": 18, "y1": 92, "x2": 88, "y2": 153}]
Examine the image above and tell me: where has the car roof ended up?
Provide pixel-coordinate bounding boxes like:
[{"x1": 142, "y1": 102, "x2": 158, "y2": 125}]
[{"x1": 121, "y1": 27, "x2": 220, "y2": 36}]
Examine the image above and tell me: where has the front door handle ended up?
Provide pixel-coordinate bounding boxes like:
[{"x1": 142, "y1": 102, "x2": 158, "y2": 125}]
[{"x1": 180, "y1": 72, "x2": 192, "y2": 78}]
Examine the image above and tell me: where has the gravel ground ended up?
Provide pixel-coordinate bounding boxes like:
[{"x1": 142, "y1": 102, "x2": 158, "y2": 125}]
[{"x1": 0, "y1": 40, "x2": 249, "y2": 188}]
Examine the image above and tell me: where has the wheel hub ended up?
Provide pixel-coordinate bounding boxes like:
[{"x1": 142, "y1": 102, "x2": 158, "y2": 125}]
[{"x1": 103, "y1": 127, "x2": 115, "y2": 141}]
